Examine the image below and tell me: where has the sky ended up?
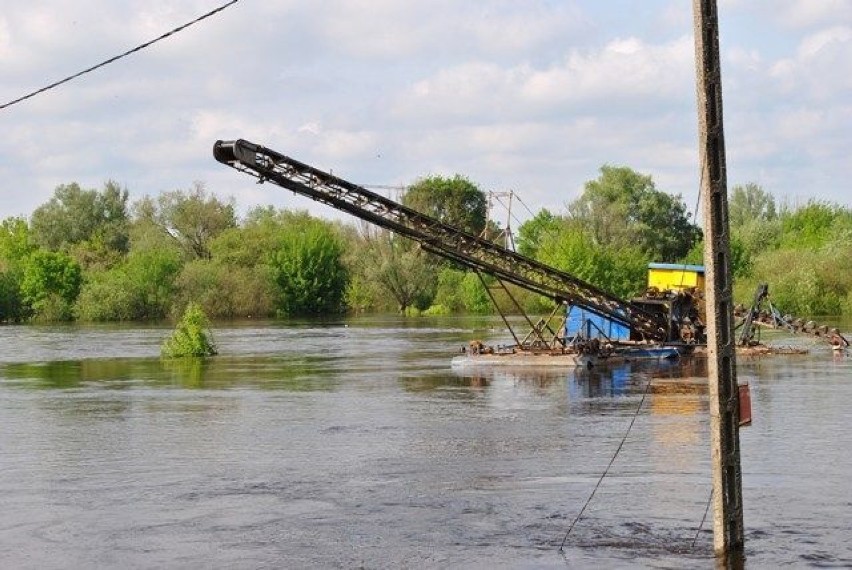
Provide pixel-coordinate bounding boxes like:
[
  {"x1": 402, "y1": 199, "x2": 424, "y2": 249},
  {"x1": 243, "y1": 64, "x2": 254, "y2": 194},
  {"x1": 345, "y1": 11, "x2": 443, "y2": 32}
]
[{"x1": 1, "y1": 0, "x2": 850, "y2": 228}]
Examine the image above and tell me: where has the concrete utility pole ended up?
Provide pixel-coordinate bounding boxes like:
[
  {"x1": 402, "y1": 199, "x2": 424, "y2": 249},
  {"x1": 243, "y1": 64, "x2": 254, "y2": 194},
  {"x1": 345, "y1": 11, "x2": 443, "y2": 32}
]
[{"x1": 692, "y1": 0, "x2": 745, "y2": 560}]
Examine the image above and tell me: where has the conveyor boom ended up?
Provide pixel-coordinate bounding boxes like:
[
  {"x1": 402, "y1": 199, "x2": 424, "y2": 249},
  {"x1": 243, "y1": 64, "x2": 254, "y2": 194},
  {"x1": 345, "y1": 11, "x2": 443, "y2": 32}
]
[{"x1": 213, "y1": 138, "x2": 668, "y2": 340}]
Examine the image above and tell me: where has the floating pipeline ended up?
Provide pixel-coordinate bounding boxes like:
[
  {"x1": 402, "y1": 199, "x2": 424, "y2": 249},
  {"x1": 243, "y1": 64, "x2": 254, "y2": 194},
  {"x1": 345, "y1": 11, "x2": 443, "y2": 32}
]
[{"x1": 733, "y1": 304, "x2": 849, "y2": 351}]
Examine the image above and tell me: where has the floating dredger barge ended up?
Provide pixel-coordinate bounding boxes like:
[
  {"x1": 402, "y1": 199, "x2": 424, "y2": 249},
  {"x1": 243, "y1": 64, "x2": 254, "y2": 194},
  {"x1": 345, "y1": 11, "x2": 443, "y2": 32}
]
[{"x1": 213, "y1": 139, "x2": 847, "y2": 366}]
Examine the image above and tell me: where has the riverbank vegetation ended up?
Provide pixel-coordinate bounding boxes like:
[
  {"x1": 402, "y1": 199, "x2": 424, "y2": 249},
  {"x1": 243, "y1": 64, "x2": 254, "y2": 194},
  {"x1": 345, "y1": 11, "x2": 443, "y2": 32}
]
[{"x1": 0, "y1": 170, "x2": 849, "y2": 324}]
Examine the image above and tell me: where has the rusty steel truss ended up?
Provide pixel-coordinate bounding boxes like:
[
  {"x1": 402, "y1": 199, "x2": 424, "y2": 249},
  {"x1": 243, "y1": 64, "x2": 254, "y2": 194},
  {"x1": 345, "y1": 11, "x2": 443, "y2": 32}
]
[{"x1": 213, "y1": 138, "x2": 669, "y2": 341}]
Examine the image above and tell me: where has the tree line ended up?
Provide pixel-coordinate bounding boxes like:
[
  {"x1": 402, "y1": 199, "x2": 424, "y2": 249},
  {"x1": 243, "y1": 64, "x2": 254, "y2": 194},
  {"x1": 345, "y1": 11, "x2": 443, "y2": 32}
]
[{"x1": 0, "y1": 168, "x2": 849, "y2": 323}]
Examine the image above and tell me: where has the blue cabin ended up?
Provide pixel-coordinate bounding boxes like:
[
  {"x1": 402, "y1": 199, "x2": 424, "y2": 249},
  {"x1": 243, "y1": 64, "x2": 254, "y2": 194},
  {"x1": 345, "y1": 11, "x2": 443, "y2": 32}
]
[{"x1": 564, "y1": 305, "x2": 630, "y2": 341}]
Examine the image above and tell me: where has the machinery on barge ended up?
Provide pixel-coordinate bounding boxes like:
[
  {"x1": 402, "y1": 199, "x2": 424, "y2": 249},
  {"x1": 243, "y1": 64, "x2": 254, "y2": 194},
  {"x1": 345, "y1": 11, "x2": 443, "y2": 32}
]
[{"x1": 212, "y1": 138, "x2": 845, "y2": 365}]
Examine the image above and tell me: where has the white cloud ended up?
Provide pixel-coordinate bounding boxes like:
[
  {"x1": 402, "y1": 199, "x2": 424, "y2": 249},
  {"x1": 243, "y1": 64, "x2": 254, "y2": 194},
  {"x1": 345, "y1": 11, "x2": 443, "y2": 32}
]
[
  {"x1": 392, "y1": 35, "x2": 694, "y2": 128},
  {"x1": 798, "y1": 25, "x2": 852, "y2": 57},
  {"x1": 0, "y1": 1, "x2": 850, "y2": 226},
  {"x1": 772, "y1": 0, "x2": 852, "y2": 30},
  {"x1": 769, "y1": 25, "x2": 852, "y2": 97}
]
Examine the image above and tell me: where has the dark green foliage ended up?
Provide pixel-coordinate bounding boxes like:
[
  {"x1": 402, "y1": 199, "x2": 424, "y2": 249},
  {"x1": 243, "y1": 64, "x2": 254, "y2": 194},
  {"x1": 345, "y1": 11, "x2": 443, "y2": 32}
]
[
  {"x1": 402, "y1": 175, "x2": 487, "y2": 236},
  {"x1": 74, "y1": 246, "x2": 182, "y2": 321},
  {"x1": 269, "y1": 218, "x2": 348, "y2": 316},
  {"x1": 568, "y1": 165, "x2": 700, "y2": 262},
  {"x1": 0, "y1": 270, "x2": 26, "y2": 322},
  {"x1": 30, "y1": 181, "x2": 130, "y2": 259},
  {"x1": 20, "y1": 250, "x2": 82, "y2": 321},
  {"x1": 0, "y1": 217, "x2": 36, "y2": 322},
  {"x1": 161, "y1": 303, "x2": 217, "y2": 358}
]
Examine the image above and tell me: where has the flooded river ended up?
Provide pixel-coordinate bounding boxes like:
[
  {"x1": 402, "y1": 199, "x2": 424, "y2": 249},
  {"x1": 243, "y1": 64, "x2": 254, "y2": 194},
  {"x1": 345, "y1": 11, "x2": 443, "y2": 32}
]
[{"x1": 0, "y1": 317, "x2": 849, "y2": 568}]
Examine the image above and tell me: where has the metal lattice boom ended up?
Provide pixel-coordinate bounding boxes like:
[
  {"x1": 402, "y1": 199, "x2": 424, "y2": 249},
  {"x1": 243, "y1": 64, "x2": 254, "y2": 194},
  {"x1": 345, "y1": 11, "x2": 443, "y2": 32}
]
[{"x1": 213, "y1": 138, "x2": 668, "y2": 340}]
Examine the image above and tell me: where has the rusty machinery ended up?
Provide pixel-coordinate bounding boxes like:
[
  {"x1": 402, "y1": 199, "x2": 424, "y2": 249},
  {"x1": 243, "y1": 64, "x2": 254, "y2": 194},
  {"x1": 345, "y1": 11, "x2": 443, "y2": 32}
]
[{"x1": 213, "y1": 139, "x2": 709, "y2": 348}]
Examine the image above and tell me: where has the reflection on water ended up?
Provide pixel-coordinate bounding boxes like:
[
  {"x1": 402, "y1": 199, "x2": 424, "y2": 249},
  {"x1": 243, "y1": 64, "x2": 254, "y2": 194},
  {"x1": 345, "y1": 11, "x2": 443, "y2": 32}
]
[
  {"x1": 0, "y1": 317, "x2": 850, "y2": 568},
  {"x1": 0, "y1": 356, "x2": 342, "y2": 391}
]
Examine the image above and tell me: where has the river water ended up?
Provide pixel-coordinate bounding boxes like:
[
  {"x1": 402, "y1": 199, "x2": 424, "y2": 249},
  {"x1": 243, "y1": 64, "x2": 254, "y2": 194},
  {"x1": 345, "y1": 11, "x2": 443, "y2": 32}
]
[{"x1": 0, "y1": 316, "x2": 849, "y2": 569}]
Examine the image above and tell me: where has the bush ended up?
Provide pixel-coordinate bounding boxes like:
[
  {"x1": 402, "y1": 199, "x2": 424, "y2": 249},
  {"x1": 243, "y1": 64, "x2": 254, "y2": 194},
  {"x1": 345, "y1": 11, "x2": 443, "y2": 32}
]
[
  {"x1": 460, "y1": 272, "x2": 492, "y2": 314},
  {"x1": 422, "y1": 304, "x2": 451, "y2": 316},
  {"x1": 738, "y1": 246, "x2": 850, "y2": 317},
  {"x1": 174, "y1": 260, "x2": 276, "y2": 319},
  {"x1": 74, "y1": 246, "x2": 182, "y2": 321},
  {"x1": 21, "y1": 250, "x2": 82, "y2": 321},
  {"x1": 74, "y1": 269, "x2": 138, "y2": 321},
  {"x1": 162, "y1": 303, "x2": 217, "y2": 358},
  {"x1": 431, "y1": 268, "x2": 465, "y2": 313},
  {"x1": 30, "y1": 293, "x2": 75, "y2": 322},
  {"x1": 0, "y1": 266, "x2": 26, "y2": 322},
  {"x1": 270, "y1": 220, "x2": 348, "y2": 316}
]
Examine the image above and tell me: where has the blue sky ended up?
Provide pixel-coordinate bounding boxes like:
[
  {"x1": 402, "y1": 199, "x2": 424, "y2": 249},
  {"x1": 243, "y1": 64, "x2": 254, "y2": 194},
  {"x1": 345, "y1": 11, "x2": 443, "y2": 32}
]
[{"x1": 1, "y1": 0, "x2": 849, "y2": 227}]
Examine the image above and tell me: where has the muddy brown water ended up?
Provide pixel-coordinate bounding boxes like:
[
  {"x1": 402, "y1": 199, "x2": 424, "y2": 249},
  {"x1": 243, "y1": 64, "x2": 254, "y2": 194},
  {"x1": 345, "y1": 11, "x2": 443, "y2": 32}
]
[{"x1": 0, "y1": 316, "x2": 849, "y2": 568}]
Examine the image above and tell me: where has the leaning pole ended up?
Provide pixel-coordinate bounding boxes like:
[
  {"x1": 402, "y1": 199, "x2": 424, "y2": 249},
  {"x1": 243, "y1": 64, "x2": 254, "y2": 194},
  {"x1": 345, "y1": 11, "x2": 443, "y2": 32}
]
[{"x1": 693, "y1": 0, "x2": 746, "y2": 560}]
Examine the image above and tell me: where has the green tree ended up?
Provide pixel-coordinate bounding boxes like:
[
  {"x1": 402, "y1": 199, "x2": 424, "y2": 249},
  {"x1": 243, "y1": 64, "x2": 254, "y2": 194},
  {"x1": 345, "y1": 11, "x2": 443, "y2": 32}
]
[
  {"x1": 337, "y1": 222, "x2": 385, "y2": 313},
  {"x1": 0, "y1": 217, "x2": 36, "y2": 321},
  {"x1": 0, "y1": 270, "x2": 25, "y2": 322},
  {"x1": 459, "y1": 271, "x2": 492, "y2": 314},
  {"x1": 20, "y1": 250, "x2": 82, "y2": 321},
  {"x1": 30, "y1": 181, "x2": 129, "y2": 260},
  {"x1": 269, "y1": 218, "x2": 348, "y2": 316},
  {"x1": 210, "y1": 207, "x2": 314, "y2": 268},
  {"x1": 357, "y1": 227, "x2": 435, "y2": 313},
  {"x1": 0, "y1": 217, "x2": 35, "y2": 261},
  {"x1": 779, "y1": 200, "x2": 846, "y2": 250},
  {"x1": 141, "y1": 182, "x2": 237, "y2": 260},
  {"x1": 402, "y1": 175, "x2": 487, "y2": 235},
  {"x1": 729, "y1": 183, "x2": 777, "y2": 229},
  {"x1": 568, "y1": 165, "x2": 700, "y2": 262},
  {"x1": 123, "y1": 247, "x2": 183, "y2": 319},
  {"x1": 73, "y1": 269, "x2": 138, "y2": 321},
  {"x1": 210, "y1": 206, "x2": 351, "y2": 316},
  {"x1": 734, "y1": 218, "x2": 782, "y2": 257},
  {"x1": 517, "y1": 208, "x2": 561, "y2": 258},
  {"x1": 74, "y1": 245, "x2": 182, "y2": 321},
  {"x1": 732, "y1": 209, "x2": 852, "y2": 316},
  {"x1": 430, "y1": 267, "x2": 466, "y2": 313},
  {"x1": 682, "y1": 234, "x2": 752, "y2": 278},
  {"x1": 429, "y1": 268, "x2": 493, "y2": 314},
  {"x1": 174, "y1": 260, "x2": 276, "y2": 319},
  {"x1": 537, "y1": 225, "x2": 648, "y2": 300}
]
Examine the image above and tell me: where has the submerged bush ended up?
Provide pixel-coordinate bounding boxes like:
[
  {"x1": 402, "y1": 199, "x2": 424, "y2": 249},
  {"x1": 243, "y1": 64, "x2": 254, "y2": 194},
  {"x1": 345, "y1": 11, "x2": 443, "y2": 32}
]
[{"x1": 161, "y1": 303, "x2": 217, "y2": 358}]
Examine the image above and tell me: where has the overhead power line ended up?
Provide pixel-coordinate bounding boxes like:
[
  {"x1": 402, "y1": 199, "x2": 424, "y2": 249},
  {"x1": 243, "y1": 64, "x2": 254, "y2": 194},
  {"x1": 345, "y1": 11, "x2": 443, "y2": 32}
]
[{"x1": 0, "y1": 0, "x2": 240, "y2": 111}]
